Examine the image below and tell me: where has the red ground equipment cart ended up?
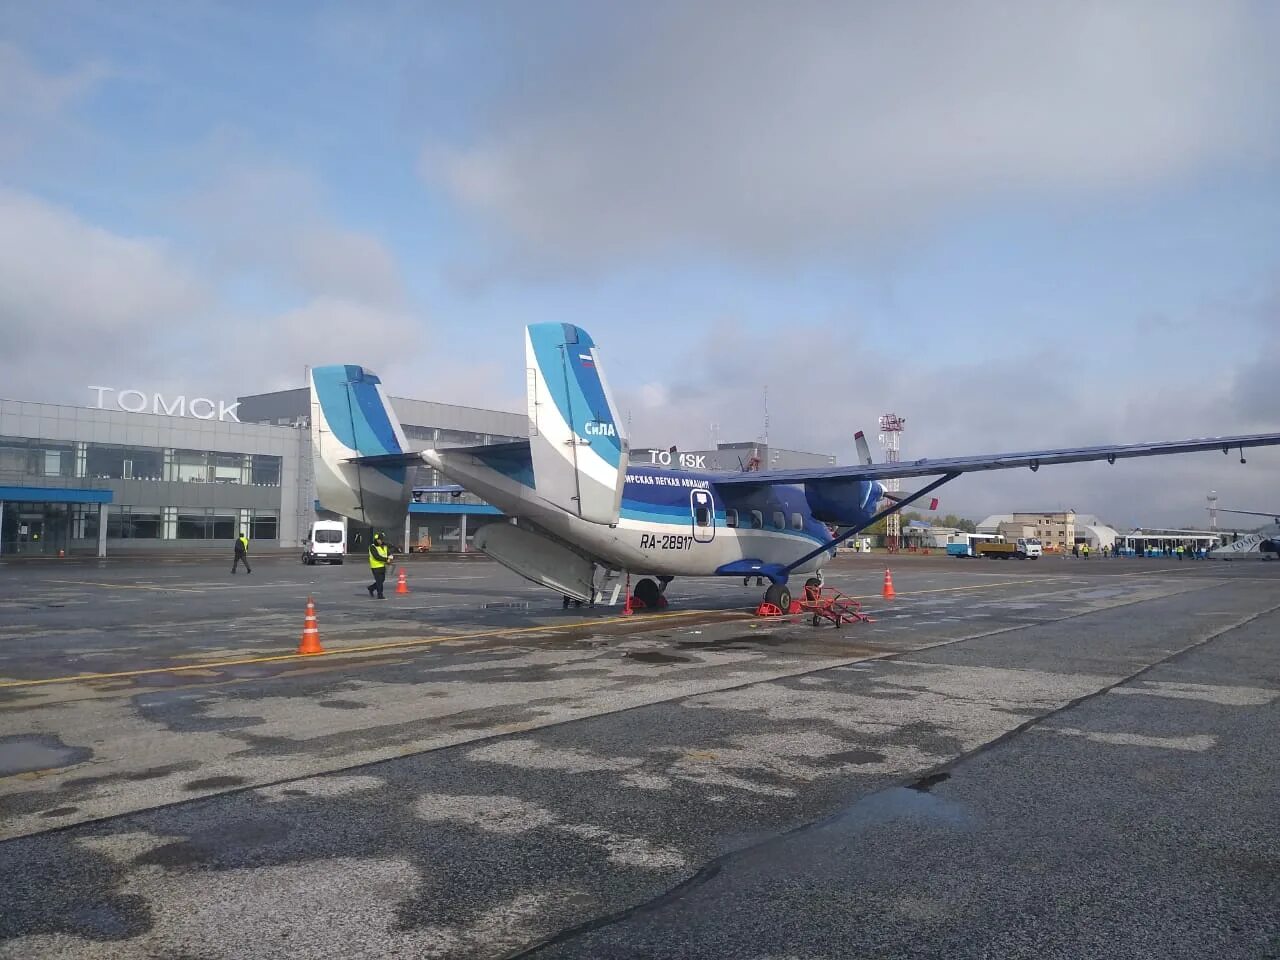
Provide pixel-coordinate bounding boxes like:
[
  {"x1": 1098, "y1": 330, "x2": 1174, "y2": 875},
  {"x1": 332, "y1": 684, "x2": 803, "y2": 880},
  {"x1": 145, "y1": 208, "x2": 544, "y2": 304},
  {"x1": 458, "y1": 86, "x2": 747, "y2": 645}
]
[{"x1": 800, "y1": 583, "x2": 874, "y2": 627}]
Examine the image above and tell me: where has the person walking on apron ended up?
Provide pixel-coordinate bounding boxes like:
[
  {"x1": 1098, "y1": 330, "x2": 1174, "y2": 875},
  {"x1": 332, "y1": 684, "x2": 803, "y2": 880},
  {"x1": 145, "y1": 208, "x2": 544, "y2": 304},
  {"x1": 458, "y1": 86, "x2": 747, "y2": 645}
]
[
  {"x1": 367, "y1": 532, "x2": 392, "y2": 599},
  {"x1": 232, "y1": 531, "x2": 252, "y2": 574}
]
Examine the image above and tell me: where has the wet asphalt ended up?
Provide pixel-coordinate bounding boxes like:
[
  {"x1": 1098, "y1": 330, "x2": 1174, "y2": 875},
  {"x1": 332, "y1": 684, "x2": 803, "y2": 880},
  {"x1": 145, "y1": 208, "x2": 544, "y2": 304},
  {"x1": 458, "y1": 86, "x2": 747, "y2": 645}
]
[{"x1": 0, "y1": 554, "x2": 1277, "y2": 958}]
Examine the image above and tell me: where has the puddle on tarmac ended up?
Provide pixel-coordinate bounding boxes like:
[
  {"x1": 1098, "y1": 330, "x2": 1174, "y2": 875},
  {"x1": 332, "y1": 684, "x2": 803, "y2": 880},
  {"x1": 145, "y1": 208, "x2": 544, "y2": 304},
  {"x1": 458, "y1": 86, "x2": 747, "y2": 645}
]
[
  {"x1": 624, "y1": 650, "x2": 694, "y2": 665},
  {"x1": 907, "y1": 771, "x2": 951, "y2": 793},
  {"x1": 184, "y1": 775, "x2": 248, "y2": 791},
  {"x1": 0, "y1": 734, "x2": 93, "y2": 776},
  {"x1": 812, "y1": 776, "x2": 969, "y2": 838},
  {"x1": 68, "y1": 902, "x2": 144, "y2": 939}
]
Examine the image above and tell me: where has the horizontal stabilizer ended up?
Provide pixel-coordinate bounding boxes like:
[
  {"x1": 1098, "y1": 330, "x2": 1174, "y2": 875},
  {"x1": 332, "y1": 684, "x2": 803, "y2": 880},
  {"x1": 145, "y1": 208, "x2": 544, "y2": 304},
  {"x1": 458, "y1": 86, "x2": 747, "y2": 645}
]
[{"x1": 347, "y1": 452, "x2": 427, "y2": 468}]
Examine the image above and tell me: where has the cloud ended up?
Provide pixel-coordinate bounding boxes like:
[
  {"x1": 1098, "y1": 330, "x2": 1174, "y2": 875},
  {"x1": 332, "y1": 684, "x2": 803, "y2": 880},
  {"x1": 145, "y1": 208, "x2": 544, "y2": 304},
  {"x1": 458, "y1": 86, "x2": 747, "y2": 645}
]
[
  {"x1": 421, "y1": 1, "x2": 1280, "y2": 269},
  {"x1": 0, "y1": 189, "x2": 208, "y2": 399},
  {"x1": 0, "y1": 41, "x2": 110, "y2": 160},
  {"x1": 0, "y1": 181, "x2": 425, "y2": 408},
  {"x1": 184, "y1": 160, "x2": 406, "y2": 307},
  {"x1": 1229, "y1": 288, "x2": 1280, "y2": 422}
]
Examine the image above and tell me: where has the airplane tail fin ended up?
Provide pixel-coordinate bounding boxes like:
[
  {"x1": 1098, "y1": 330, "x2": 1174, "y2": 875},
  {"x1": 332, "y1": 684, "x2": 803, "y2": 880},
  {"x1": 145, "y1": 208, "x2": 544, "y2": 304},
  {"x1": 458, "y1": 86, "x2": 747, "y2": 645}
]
[
  {"x1": 309, "y1": 364, "x2": 416, "y2": 532},
  {"x1": 525, "y1": 323, "x2": 629, "y2": 524}
]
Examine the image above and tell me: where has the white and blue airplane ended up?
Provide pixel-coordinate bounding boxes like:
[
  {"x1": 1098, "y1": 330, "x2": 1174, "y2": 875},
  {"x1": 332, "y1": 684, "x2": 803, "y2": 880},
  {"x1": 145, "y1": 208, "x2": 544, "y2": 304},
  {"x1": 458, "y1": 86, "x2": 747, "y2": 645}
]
[
  {"x1": 309, "y1": 323, "x2": 1280, "y2": 609},
  {"x1": 1209, "y1": 508, "x2": 1280, "y2": 560}
]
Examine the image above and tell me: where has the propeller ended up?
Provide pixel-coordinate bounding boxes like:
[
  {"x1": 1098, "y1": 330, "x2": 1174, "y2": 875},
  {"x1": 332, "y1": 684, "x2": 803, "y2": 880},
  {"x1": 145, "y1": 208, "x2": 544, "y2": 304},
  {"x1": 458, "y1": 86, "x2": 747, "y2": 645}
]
[
  {"x1": 854, "y1": 430, "x2": 873, "y2": 466},
  {"x1": 857, "y1": 430, "x2": 938, "y2": 511}
]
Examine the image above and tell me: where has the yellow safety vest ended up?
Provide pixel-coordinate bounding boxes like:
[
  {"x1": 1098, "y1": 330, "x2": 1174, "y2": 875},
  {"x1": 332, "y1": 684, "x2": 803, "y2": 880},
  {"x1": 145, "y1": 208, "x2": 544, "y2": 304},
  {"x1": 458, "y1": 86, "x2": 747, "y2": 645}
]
[
  {"x1": 237, "y1": 535, "x2": 249, "y2": 553},
  {"x1": 369, "y1": 543, "x2": 391, "y2": 569}
]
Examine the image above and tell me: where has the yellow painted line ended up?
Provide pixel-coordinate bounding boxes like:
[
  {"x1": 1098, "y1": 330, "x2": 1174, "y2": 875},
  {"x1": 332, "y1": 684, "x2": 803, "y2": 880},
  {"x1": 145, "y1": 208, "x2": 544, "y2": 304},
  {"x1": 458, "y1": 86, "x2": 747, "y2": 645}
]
[
  {"x1": 46, "y1": 579, "x2": 204, "y2": 594},
  {"x1": 0, "y1": 608, "x2": 739, "y2": 690}
]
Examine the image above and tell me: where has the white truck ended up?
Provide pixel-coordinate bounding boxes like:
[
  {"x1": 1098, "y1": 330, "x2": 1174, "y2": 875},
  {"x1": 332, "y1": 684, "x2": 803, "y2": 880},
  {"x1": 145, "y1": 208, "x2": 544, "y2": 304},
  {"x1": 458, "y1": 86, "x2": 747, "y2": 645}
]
[{"x1": 302, "y1": 520, "x2": 347, "y2": 565}]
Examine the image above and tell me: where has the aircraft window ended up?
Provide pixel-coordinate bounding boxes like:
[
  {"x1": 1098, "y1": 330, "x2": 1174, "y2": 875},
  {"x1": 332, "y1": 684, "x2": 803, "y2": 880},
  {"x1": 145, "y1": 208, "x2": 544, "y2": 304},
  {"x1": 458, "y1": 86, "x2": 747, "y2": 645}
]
[
  {"x1": 725, "y1": 509, "x2": 738, "y2": 528},
  {"x1": 790, "y1": 513, "x2": 803, "y2": 530},
  {"x1": 772, "y1": 511, "x2": 785, "y2": 530},
  {"x1": 750, "y1": 510, "x2": 764, "y2": 529},
  {"x1": 695, "y1": 505, "x2": 711, "y2": 526}
]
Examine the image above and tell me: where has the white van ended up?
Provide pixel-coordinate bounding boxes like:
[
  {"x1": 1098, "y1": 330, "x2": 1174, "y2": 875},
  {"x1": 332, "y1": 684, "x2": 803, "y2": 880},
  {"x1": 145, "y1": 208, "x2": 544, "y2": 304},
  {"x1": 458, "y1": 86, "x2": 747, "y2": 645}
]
[
  {"x1": 1017, "y1": 537, "x2": 1043, "y2": 558},
  {"x1": 303, "y1": 520, "x2": 346, "y2": 565}
]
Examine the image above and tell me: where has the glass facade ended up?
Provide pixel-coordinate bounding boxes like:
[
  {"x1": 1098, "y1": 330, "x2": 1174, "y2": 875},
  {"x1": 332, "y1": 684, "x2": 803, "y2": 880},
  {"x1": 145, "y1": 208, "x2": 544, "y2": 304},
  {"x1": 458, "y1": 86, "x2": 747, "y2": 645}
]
[
  {"x1": 107, "y1": 507, "x2": 164, "y2": 540},
  {"x1": 176, "y1": 510, "x2": 238, "y2": 540},
  {"x1": 86, "y1": 445, "x2": 165, "y2": 481},
  {"x1": 0, "y1": 437, "x2": 74, "y2": 479},
  {"x1": 1, "y1": 436, "x2": 280, "y2": 487},
  {"x1": 1, "y1": 434, "x2": 285, "y2": 551}
]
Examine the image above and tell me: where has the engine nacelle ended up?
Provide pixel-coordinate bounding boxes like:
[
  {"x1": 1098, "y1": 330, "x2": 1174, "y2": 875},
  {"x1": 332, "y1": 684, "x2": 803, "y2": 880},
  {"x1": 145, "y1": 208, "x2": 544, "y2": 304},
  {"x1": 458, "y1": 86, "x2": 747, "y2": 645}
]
[
  {"x1": 804, "y1": 479, "x2": 884, "y2": 526},
  {"x1": 473, "y1": 522, "x2": 597, "y2": 602}
]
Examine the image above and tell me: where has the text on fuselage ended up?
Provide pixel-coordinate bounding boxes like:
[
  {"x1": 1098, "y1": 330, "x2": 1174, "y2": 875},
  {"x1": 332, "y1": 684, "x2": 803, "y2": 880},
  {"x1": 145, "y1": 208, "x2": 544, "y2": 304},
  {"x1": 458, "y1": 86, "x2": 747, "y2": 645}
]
[
  {"x1": 640, "y1": 533, "x2": 694, "y2": 551},
  {"x1": 625, "y1": 473, "x2": 709, "y2": 488}
]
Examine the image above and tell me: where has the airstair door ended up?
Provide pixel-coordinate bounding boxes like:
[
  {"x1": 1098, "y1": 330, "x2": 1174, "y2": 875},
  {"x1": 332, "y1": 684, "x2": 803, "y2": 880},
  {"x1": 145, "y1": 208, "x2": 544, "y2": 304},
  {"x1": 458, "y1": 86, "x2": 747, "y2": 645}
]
[{"x1": 691, "y1": 488, "x2": 715, "y2": 544}]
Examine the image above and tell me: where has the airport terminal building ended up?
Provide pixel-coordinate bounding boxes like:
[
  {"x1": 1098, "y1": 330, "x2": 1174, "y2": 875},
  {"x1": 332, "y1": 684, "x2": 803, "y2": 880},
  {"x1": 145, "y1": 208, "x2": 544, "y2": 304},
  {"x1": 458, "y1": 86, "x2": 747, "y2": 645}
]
[
  {"x1": 1, "y1": 385, "x2": 835, "y2": 558},
  {"x1": 0, "y1": 386, "x2": 524, "y2": 557}
]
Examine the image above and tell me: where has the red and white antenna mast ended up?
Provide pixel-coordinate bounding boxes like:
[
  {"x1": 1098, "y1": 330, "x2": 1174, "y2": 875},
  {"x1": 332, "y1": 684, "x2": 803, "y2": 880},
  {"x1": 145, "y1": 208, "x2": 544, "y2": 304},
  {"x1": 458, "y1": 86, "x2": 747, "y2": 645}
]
[{"x1": 879, "y1": 414, "x2": 906, "y2": 552}]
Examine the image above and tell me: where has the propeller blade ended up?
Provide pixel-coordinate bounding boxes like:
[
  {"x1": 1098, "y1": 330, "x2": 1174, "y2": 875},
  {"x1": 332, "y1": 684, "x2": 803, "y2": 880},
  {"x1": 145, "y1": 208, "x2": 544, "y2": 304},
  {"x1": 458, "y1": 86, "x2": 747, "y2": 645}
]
[
  {"x1": 854, "y1": 430, "x2": 873, "y2": 466},
  {"x1": 882, "y1": 491, "x2": 939, "y2": 511}
]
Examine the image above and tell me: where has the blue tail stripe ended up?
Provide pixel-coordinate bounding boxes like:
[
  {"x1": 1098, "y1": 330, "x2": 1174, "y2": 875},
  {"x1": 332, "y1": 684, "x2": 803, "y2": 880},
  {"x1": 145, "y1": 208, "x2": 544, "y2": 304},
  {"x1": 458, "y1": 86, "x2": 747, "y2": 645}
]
[
  {"x1": 528, "y1": 323, "x2": 622, "y2": 468},
  {"x1": 314, "y1": 365, "x2": 403, "y2": 456}
]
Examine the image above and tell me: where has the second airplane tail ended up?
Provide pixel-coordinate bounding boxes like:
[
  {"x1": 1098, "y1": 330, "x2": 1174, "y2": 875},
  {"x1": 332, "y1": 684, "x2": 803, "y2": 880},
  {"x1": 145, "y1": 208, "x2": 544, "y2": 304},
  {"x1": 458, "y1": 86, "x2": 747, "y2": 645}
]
[{"x1": 309, "y1": 364, "x2": 416, "y2": 533}]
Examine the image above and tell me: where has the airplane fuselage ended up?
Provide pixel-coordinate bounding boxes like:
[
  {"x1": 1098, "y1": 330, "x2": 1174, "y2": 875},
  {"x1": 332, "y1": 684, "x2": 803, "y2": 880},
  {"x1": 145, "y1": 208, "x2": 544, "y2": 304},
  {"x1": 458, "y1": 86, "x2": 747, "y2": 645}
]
[{"x1": 424, "y1": 453, "x2": 858, "y2": 579}]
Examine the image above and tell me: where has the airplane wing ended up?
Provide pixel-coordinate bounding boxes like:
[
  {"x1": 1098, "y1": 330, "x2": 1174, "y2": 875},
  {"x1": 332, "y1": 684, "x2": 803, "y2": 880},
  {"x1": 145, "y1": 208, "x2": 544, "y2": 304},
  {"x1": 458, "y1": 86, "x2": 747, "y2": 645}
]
[
  {"x1": 713, "y1": 432, "x2": 1280, "y2": 486},
  {"x1": 1218, "y1": 508, "x2": 1280, "y2": 520}
]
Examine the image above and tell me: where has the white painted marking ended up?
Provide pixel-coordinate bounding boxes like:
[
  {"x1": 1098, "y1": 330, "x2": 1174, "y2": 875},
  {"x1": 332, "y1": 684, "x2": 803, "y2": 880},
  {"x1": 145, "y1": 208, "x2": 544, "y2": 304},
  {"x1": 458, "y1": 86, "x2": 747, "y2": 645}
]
[
  {"x1": 1110, "y1": 681, "x2": 1275, "y2": 707},
  {"x1": 1047, "y1": 727, "x2": 1216, "y2": 752}
]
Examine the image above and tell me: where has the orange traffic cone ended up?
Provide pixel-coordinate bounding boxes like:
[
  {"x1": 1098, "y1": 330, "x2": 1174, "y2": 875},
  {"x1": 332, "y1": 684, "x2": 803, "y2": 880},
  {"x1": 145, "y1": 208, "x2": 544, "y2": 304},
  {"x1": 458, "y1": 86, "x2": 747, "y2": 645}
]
[
  {"x1": 396, "y1": 567, "x2": 409, "y2": 595},
  {"x1": 621, "y1": 573, "x2": 633, "y2": 616},
  {"x1": 298, "y1": 597, "x2": 324, "y2": 655},
  {"x1": 882, "y1": 568, "x2": 896, "y2": 600}
]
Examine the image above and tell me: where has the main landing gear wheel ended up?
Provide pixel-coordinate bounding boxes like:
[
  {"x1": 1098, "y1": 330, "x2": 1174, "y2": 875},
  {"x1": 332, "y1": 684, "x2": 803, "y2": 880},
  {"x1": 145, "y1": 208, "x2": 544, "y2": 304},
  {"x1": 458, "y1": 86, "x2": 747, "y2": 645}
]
[
  {"x1": 764, "y1": 583, "x2": 791, "y2": 612},
  {"x1": 633, "y1": 578, "x2": 662, "y2": 609}
]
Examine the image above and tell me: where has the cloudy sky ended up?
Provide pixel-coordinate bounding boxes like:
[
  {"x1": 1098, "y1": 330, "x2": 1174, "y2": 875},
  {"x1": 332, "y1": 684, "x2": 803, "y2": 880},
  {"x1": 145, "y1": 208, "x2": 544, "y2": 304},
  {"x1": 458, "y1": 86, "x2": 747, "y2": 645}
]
[{"x1": 2, "y1": 1, "x2": 1277, "y2": 526}]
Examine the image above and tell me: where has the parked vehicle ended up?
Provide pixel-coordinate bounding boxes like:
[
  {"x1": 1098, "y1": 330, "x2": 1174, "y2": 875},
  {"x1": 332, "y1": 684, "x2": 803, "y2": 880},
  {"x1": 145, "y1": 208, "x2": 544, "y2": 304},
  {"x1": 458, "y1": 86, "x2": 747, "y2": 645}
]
[
  {"x1": 975, "y1": 537, "x2": 1042, "y2": 559},
  {"x1": 302, "y1": 520, "x2": 346, "y2": 565}
]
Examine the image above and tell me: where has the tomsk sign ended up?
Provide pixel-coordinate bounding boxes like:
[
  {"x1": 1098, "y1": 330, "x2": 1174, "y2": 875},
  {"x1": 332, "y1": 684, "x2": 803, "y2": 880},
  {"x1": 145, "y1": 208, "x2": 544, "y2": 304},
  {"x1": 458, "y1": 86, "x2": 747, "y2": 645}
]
[{"x1": 88, "y1": 386, "x2": 241, "y2": 423}]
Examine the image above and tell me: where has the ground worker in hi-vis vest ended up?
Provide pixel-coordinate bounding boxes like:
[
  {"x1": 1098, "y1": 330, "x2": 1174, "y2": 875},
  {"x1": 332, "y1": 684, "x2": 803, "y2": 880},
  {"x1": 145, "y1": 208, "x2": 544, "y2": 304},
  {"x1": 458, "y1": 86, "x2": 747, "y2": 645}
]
[
  {"x1": 367, "y1": 532, "x2": 393, "y2": 599},
  {"x1": 232, "y1": 531, "x2": 252, "y2": 574}
]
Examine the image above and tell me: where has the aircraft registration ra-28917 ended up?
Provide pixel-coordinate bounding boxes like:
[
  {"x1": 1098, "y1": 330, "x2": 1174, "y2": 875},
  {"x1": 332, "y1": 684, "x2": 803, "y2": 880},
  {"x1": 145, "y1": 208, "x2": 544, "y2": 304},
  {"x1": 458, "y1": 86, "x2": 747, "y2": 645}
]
[{"x1": 309, "y1": 323, "x2": 1280, "y2": 610}]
